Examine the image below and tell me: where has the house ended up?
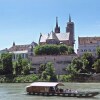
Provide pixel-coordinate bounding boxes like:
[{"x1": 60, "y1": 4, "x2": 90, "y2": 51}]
[
  {"x1": 8, "y1": 41, "x2": 37, "y2": 61},
  {"x1": 77, "y1": 37, "x2": 100, "y2": 56}
]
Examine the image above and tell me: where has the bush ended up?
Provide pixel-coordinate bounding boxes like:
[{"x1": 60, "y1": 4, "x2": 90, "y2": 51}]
[
  {"x1": 13, "y1": 74, "x2": 39, "y2": 83},
  {"x1": 60, "y1": 75, "x2": 72, "y2": 82}
]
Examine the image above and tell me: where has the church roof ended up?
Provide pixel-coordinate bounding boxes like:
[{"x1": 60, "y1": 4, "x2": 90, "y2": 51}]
[
  {"x1": 56, "y1": 32, "x2": 70, "y2": 41},
  {"x1": 47, "y1": 31, "x2": 59, "y2": 40},
  {"x1": 39, "y1": 32, "x2": 70, "y2": 43},
  {"x1": 39, "y1": 34, "x2": 48, "y2": 43}
]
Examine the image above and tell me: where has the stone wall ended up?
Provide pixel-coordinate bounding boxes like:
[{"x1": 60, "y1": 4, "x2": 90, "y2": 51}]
[{"x1": 30, "y1": 54, "x2": 77, "y2": 75}]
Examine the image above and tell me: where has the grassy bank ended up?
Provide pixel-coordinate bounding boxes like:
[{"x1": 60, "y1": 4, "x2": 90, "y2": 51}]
[
  {"x1": 0, "y1": 73, "x2": 95, "y2": 83},
  {"x1": 0, "y1": 74, "x2": 72, "y2": 83},
  {"x1": 0, "y1": 74, "x2": 39, "y2": 83}
]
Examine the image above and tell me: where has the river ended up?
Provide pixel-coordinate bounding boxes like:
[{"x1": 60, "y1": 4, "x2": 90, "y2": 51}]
[{"x1": 0, "y1": 83, "x2": 100, "y2": 100}]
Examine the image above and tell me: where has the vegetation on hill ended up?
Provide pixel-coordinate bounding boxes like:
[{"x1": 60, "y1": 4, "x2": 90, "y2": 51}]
[{"x1": 34, "y1": 44, "x2": 74, "y2": 55}]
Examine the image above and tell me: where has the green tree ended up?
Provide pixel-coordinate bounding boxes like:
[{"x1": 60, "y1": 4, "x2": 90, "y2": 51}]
[
  {"x1": 22, "y1": 59, "x2": 31, "y2": 75},
  {"x1": 66, "y1": 64, "x2": 80, "y2": 75},
  {"x1": 82, "y1": 52, "x2": 94, "y2": 73},
  {"x1": 13, "y1": 55, "x2": 23, "y2": 75},
  {"x1": 82, "y1": 59, "x2": 89, "y2": 73},
  {"x1": 34, "y1": 44, "x2": 74, "y2": 55},
  {"x1": 14, "y1": 57, "x2": 31, "y2": 75},
  {"x1": 38, "y1": 64, "x2": 46, "y2": 74},
  {"x1": 45, "y1": 62, "x2": 55, "y2": 76},
  {"x1": 34, "y1": 45, "x2": 42, "y2": 55},
  {"x1": 1, "y1": 53, "x2": 13, "y2": 75},
  {"x1": 96, "y1": 47, "x2": 100, "y2": 59},
  {"x1": 59, "y1": 44, "x2": 68, "y2": 54},
  {"x1": 71, "y1": 57, "x2": 83, "y2": 72},
  {"x1": 68, "y1": 46, "x2": 74, "y2": 54},
  {"x1": 45, "y1": 62, "x2": 57, "y2": 81},
  {"x1": 0, "y1": 59, "x2": 3, "y2": 75},
  {"x1": 93, "y1": 59, "x2": 100, "y2": 73},
  {"x1": 41, "y1": 71, "x2": 48, "y2": 80}
]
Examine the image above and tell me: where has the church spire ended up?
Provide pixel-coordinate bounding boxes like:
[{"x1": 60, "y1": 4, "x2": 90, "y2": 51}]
[
  {"x1": 69, "y1": 14, "x2": 71, "y2": 22},
  {"x1": 54, "y1": 17, "x2": 60, "y2": 33},
  {"x1": 56, "y1": 17, "x2": 58, "y2": 27},
  {"x1": 13, "y1": 42, "x2": 15, "y2": 46}
]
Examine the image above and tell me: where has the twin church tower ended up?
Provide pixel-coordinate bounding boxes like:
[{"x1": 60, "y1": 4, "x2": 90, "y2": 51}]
[{"x1": 39, "y1": 15, "x2": 75, "y2": 47}]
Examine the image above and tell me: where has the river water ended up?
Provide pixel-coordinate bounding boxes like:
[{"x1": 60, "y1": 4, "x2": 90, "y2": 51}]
[{"x1": 0, "y1": 83, "x2": 100, "y2": 100}]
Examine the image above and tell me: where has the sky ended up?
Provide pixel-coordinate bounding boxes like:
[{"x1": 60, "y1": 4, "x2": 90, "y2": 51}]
[{"x1": 0, "y1": 0, "x2": 100, "y2": 52}]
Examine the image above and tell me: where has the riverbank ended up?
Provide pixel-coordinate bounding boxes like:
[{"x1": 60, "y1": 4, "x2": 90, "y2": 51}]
[
  {"x1": 0, "y1": 74, "x2": 39, "y2": 83},
  {"x1": 0, "y1": 73, "x2": 100, "y2": 83}
]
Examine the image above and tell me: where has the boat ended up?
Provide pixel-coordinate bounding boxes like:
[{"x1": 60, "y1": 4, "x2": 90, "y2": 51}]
[{"x1": 26, "y1": 82, "x2": 99, "y2": 98}]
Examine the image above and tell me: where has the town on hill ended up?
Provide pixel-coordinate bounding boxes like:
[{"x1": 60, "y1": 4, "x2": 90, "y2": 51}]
[{"x1": 0, "y1": 16, "x2": 100, "y2": 83}]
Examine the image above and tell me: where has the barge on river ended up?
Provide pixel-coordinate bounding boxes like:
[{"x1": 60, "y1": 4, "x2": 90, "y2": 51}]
[{"x1": 26, "y1": 82, "x2": 99, "y2": 98}]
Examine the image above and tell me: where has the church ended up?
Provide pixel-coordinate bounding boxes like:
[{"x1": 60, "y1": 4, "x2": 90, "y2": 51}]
[{"x1": 39, "y1": 15, "x2": 75, "y2": 47}]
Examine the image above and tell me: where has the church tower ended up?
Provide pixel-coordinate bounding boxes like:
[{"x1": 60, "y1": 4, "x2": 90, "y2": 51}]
[
  {"x1": 66, "y1": 15, "x2": 74, "y2": 47},
  {"x1": 54, "y1": 17, "x2": 60, "y2": 33}
]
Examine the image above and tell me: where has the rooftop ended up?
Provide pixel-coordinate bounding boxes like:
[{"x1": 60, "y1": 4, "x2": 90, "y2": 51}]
[
  {"x1": 78, "y1": 37, "x2": 100, "y2": 45},
  {"x1": 28, "y1": 82, "x2": 64, "y2": 87}
]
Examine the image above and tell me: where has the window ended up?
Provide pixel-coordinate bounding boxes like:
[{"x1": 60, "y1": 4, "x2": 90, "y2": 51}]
[
  {"x1": 88, "y1": 49, "x2": 91, "y2": 52},
  {"x1": 81, "y1": 49, "x2": 83, "y2": 52},
  {"x1": 93, "y1": 49, "x2": 96, "y2": 52}
]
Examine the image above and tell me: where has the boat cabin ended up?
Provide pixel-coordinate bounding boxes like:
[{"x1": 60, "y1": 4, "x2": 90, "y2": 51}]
[{"x1": 26, "y1": 82, "x2": 64, "y2": 93}]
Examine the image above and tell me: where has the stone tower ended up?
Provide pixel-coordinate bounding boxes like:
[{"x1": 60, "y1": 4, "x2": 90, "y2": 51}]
[
  {"x1": 66, "y1": 15, "x2": 74, "y2": 47},
  {"x1": 54, "y1": 17, "x2": 60, "y2": 33}
]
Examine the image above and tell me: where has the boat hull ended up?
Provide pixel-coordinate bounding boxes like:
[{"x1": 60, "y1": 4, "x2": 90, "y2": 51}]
[{"x1": 27, "y1": 91, "x2": 99, "y2": 98}]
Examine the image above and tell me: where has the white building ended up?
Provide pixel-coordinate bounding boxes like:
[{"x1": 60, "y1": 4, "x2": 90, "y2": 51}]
[
  {"x1": 77, "y1": 37, "x2": 100, "y2": 56},
  {"x1": 8, "y1": 41, "x2": 37, "y2": 61}
]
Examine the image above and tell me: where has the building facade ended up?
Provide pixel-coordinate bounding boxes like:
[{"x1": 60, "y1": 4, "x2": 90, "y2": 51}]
[
  {"x1": 77, "y1": 37, "x2": 100, "y2": 56},
  {"x1": 39, "y1": 15, "x2": 75, "y2": 47},
  {"x1": 8, "y1": 41, "x2": 37, "y2": 61}
]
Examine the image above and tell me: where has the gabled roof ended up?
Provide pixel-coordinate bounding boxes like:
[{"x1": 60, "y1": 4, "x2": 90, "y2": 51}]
[
  {"x1": 47, "y1": 32, "x2": 58, "y2": 40},
  {"x1": 8, "y1": 41, "x2": 37, "y2": 52},
  {"x1": 28, "y1": 82, "x2": 64, "y2": 87},
  {"x1": 56, "y1": 32, "x2": 70, "y2": 41},
  {"x1": 39, "y1": 32, "x2": 70, "y2": 43},
  {"x1": 39, "y1": 34, "x2": 48, "y2": 43},
  {"x1": 8, "y1": 45, "x2": 30, "y2": 52}
]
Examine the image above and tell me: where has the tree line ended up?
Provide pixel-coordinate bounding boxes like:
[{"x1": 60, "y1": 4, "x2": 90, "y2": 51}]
[
  {"x1": 34, "y1": 44, "x2": 74, "y2": 55},
  {"x1": 0, "y1": 53, "x2": 31, "y2": 75}
]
